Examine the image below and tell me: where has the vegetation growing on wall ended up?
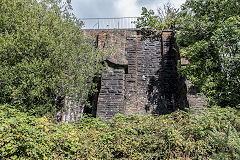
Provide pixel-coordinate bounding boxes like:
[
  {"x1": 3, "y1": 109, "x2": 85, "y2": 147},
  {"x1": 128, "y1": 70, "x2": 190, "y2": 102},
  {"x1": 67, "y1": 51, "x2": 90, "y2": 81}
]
[
  {"x1": 136, "y1": 4, "x2": 177, "y2": 34},
  {"x1": 0, "y1": 0, "x2": 104, "y2": 116}
]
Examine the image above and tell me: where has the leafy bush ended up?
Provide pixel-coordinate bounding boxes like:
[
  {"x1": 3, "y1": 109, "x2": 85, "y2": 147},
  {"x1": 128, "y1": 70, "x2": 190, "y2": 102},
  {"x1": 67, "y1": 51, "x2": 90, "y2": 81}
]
[
  {"x1": 136, "y1": 4, "x2": 177, "y2": 34},
  {"x1": 0, "y1": 0, "x2": 104, "y2": 116},
  {"x1": 176, "y1": 0, "x2": 240, "y2": 107},
  {"x1": 0, "y1": 104, "x2": 239, "y2": 159}
]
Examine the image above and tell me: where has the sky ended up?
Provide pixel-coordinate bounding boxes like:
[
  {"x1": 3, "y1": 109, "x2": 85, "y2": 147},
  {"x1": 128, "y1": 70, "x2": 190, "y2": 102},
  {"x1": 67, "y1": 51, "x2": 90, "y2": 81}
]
[
  {"x1": 70, "y1": 0, "x2": 186, "y2": 29},
  {"x1": 71, "y1": 0, "x2": 186, "y2": 18}
]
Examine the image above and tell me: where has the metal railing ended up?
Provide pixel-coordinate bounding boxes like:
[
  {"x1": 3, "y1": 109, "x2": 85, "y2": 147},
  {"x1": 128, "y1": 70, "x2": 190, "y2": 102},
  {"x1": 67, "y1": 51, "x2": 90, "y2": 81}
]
[{"x1": 80, "y1": 17, "x2": 139, "y2": 29}]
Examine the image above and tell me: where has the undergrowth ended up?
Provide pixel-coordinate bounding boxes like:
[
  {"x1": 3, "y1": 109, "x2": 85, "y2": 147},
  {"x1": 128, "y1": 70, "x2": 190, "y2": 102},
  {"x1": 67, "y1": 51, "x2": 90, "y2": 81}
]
[{"x1": 0, "y1": 104, "x2": 239, "y2": 159}]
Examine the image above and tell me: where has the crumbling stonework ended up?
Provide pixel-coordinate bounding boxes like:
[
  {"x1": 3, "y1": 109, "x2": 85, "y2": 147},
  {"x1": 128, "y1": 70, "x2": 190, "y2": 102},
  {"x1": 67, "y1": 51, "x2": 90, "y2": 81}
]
[
  {"x1": 84, "y1": 29, "x2": 189, "y2": 119},
  {"x1": 181, "y1": 58, "x2": 207, "y2": 108},
  {"x1": 60, "y1": 29, "x2": 205, "y2": 121}
]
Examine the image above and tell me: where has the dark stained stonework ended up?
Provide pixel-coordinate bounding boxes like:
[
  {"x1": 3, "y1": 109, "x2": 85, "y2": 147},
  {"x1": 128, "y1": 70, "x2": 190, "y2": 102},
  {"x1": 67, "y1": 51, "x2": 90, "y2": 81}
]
[
  {"x1": 60, "y1": 29, "x2": 205, "y2": 121},
  {"x1": 83, "y1": 29, "x2": 190, "y2": 119}
]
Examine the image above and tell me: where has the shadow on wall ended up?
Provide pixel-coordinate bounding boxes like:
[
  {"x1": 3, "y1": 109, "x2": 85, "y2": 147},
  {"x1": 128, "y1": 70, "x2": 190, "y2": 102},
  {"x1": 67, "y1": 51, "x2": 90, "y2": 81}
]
[
  {"x1": 83, "y1": 76, "x2": 101, "y2": 118},
  {"x1": 145, "y1": 33, "x2": 189, "y2": 114}
]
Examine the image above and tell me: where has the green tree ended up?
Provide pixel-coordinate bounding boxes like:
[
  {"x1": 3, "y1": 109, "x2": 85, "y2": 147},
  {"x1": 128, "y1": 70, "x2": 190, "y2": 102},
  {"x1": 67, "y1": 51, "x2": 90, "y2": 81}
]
[
  {"x1": 0, "y1": 0, "x2": 104, "y2": 116},
  {"x1": 136, "y1": 4, "x2": 178, "y2": 33},
  {"x1": 137, "y1": 0, "x2": 240, "y2": 107},
  {"x1": 176, "y1": 0, "x2": 240, "y2": 107}
]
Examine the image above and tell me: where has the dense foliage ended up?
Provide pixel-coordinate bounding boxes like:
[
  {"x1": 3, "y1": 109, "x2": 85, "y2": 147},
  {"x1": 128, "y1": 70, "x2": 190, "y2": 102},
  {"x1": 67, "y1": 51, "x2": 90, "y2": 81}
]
[
  {"x1": 0, "y1": 104, "x2": 239, "y2": 159},
  {"x1": 136, "y1": 4, "x2": 177, "y2": 33},
  {"x1": 176, "y1": 0, "x2": 240, "y2": 107},
  {"x1": 1, "y1": 1, "x2": 239, "y2": 159},
  {"x1": 0, "y1": 0, "x2": 104, "y2": 116},
  {"x1": 137, "y1": 0, "x2": 240, "y2": 107}
]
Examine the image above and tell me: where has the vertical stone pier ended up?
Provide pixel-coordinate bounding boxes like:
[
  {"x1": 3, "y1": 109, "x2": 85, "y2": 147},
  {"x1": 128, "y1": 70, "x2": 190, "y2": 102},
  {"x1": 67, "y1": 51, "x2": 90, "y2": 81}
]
[
  {"x1": 82, "y1": 29, "x2": 189, "y2": 119},
  {"x1": 58, "y1": 29, "x2": 195, "y2": 121}
]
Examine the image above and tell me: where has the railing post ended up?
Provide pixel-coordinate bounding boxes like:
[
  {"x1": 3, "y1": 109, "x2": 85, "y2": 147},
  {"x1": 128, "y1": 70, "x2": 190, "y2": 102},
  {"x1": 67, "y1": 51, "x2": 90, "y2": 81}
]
[{"x1": 98, "y1": 19, "x2": 99, "y2": 29}]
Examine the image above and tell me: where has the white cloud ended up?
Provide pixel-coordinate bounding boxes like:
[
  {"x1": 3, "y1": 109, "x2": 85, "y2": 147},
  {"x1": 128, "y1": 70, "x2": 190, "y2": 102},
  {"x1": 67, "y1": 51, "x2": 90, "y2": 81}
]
[
  {"x1": 71, "y1": 0, "x2": 186, "y2": 18},
  {"x1": 114, "y1": 0, "x2": 140, "y2": 17}
]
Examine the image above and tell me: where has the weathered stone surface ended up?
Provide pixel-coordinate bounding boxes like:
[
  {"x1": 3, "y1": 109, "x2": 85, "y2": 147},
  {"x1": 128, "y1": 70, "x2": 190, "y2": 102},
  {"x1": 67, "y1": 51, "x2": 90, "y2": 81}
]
[
  {"x1": 96, "y1": 67, "x2": 125, "y2": 119},
  {"x1": 185, "y1": 80, "x2": 207, "y2": 107},
  {"x1": 83, "y1": 29, "x2": 132, "y2": 66},
  {"x1": 58, "y1": 97, "x2": 84, "y2": 122},
  {"x1": 84, "y1": 29, "x2": 192, "y2": 119},
  {"x1": 61, "y1": 29, "x2": 205, "y2": 121}
]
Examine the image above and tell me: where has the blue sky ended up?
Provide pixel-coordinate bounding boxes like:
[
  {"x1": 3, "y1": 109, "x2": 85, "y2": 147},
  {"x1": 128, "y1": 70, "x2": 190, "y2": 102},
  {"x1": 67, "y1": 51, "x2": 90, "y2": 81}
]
[{"x1": 71, "y1": 0, "x2": 186, "y2": 18}]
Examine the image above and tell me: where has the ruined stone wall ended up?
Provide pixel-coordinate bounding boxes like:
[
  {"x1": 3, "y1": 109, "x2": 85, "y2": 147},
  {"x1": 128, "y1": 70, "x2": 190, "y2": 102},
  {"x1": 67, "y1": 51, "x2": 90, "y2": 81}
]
[
  {"x1": 84, "y1": 29, "x2": 189, "y2": 119},
  {"x1": 58, "y1": 29, "x2": 205, "y2": 121},
  {"x1": 84, "y1": 29, "x2": 135, "y2": 119},
  {"x1": 97, "y1": 67, "x2": 125, "y2": 119},
  {"x1": 124, "y1": 30, "x2": 189, "y2": 115},
  {"x1": 181, "y1": 59, "x2": 207, "y2": 108}
]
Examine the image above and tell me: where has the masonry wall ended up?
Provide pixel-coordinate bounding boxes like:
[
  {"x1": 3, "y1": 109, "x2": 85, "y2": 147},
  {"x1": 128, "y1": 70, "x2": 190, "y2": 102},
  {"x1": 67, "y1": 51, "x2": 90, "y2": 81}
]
[
  {"x1": 97, "y1": 67, "x2": 125, "y2": 119},
  {"x1": 83, "y1": 29, "x2": 190, "y2": 119}
]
